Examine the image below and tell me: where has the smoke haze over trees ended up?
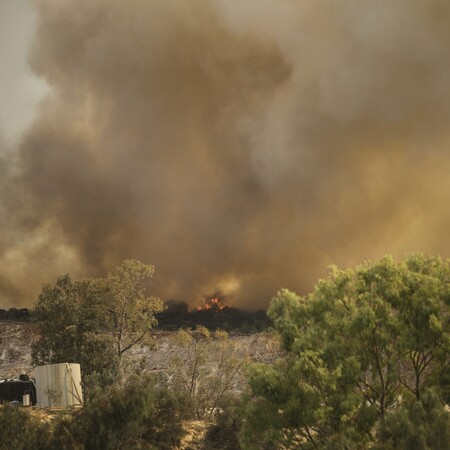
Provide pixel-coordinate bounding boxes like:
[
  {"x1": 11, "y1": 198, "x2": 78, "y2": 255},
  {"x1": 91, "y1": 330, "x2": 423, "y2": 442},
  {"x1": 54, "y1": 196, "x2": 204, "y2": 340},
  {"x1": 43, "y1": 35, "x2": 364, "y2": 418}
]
[{"x1": 1, "y1": 0, "x2": 450, "y2": 308}]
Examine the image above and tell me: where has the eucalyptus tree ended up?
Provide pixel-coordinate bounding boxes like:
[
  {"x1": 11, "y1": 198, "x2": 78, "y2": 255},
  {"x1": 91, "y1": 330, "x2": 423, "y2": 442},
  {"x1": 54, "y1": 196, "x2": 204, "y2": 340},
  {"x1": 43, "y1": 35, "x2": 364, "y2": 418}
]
[
  {"x1": 242, "y1": 255, "x2": 450, "y2": 449},
  {"x1": 103, "y1": 259, "x2": 163, "y2": 376},
  {"x1": 32, "y1": 259, "x2": 163, "y2": 389},
  {"x1": 32, "y1": 274, "x2": 119, "y2": 392}
]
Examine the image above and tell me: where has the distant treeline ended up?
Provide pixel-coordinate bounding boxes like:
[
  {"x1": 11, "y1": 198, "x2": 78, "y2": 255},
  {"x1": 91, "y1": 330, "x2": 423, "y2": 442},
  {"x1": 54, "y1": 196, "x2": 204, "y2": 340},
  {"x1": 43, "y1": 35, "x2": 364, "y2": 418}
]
[
  {"x1": 0, "y1": 308, "x2": 31, "y2": 322},
  {"x1": 0, "y1": 303, "x2": 270, "y2": 332},
  {"x1": 157, "y1": 300, "x2": 270, "y2": 332}
]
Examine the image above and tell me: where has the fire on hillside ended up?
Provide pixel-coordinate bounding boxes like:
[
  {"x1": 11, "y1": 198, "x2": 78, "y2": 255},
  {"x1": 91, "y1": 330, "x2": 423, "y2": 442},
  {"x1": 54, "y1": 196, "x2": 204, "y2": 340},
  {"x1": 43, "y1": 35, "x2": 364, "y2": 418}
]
[{"x1": 195, "y1": 296, "x2": 226, "y2": 312}]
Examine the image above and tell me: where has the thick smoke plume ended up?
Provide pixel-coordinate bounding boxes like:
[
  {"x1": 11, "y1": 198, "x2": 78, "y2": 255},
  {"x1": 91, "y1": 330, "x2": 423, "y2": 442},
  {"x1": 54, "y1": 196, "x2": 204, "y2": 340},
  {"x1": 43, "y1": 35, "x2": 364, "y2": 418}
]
[{"x1": 1, "y1": 0, "x2": 450, "y2": 308}]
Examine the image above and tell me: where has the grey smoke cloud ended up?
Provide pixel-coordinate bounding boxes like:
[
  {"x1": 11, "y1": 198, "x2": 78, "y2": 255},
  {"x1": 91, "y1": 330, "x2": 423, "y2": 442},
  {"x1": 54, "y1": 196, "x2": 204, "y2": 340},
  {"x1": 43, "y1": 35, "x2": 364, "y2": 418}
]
[
  {"x1": 1, "y1": 0, "x2": 450, "y2": 308},
  {"x1": 0, "y1": 0, "x2": 48, "y2": 144}
]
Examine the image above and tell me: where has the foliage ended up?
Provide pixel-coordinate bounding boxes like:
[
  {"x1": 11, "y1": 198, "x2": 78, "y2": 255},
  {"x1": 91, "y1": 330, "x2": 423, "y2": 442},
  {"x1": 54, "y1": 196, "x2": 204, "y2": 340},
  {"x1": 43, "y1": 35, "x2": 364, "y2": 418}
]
[
  {"x1": 48, "y1": 375, "x2": 184, "y2": 450},
  {"x1": 0, "y1": 405, "x2": 51, "y2": 450},
  {"x1": 32, "y1": 259, "x2": 163, "y2": 392},
  {"x1": 242, "y1": 254, "x2": 450, "y2": 449},
  {"x1": 204, "y1": 405, "x2": 243, "y2": 450},
  {"x1": 0, "y1": 308, "x2": 30, "y2": 322},
  {"x1": 382, "y1": 388, "x2": 450, "y2": 450},
  {"x1": 103, "y1": 259, "x2": 164, "y2": 374},
  {"x1": 169, "y1": 326, "x2": 244, "y2": 419},
  {"x1": 31, "y1": 274, "x2": 119, "y2": 393}
]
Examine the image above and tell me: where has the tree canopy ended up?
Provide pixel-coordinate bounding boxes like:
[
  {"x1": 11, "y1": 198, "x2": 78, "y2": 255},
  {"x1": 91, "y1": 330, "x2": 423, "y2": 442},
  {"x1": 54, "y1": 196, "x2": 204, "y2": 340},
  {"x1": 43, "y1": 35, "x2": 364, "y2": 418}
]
[
  {"x1": 32, "y1": 259, "x2": 163, "y2": 390},
  {"x1": 32, "y1": 274, "x2": 118, "y2": 389},
  {"x1": 103, "y1": 259, "x2": 163, "y2": 374},
  {"x1": 242, "y1": 254, "x2": 450, "y2": 449}
]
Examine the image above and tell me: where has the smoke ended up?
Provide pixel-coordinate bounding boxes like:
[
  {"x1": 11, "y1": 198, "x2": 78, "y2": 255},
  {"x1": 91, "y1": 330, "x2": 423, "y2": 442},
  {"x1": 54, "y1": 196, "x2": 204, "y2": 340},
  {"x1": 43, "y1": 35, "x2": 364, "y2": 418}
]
[{"x1": 1, "y1": 0, "x2": 450, "y2": 308}]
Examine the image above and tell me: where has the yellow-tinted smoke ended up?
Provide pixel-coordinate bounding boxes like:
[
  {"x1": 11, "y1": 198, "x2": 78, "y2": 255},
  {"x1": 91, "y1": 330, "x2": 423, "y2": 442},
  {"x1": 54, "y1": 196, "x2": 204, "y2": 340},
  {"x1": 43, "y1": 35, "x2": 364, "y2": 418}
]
[{"x1": 1, "y1": 0, "x2": 450, "y2": 308}]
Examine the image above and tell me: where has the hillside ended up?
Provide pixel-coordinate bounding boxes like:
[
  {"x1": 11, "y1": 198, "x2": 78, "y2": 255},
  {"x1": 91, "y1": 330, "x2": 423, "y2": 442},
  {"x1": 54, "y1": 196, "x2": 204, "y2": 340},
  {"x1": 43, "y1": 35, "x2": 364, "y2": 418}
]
[
  {"x1": 0, "y1": 322, "x2": 40, "y2": 378},
  {"x1": 0, "y1": 322, "x2": 282, "y2": 449},
  {"x1": 0, "y1": 322, "x2": 280, "y2": 380}
]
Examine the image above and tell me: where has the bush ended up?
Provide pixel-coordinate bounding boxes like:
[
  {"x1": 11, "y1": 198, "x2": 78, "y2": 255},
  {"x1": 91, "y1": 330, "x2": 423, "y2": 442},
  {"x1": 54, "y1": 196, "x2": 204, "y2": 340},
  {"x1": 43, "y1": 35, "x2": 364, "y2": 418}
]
[
  {"x1": 169, "y1": 327, "x2": 243, "y2": 420},
  {"x1": 0, "y1": 405, "x2": 51, "y2": 450},
  {"x1": 51, "y1": 375, "x2": 185, "y2": 450},
  {"x1": 204, "y1": 406, "x2": 243, "y2": 450}
]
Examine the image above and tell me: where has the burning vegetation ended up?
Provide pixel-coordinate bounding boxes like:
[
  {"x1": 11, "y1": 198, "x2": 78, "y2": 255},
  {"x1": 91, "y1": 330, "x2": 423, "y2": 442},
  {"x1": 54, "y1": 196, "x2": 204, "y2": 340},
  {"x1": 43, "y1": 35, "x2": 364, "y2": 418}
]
[
  {"x1": 195, "y1": 294, "x2": 226, "y2": 312},
  {"x1": 160, "y1": 295, "x2": 269, "y2": 332}
]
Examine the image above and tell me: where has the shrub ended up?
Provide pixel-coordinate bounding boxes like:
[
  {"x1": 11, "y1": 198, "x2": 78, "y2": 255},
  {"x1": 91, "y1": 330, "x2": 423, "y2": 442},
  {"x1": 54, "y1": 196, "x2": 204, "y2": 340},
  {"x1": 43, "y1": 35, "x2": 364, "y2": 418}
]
[
  {"x1": 0, "y1": 405, "x2": 51, "y2": 450},
  {"x1": 51, "y1": 375, "x2": 184, "y2": 450}
]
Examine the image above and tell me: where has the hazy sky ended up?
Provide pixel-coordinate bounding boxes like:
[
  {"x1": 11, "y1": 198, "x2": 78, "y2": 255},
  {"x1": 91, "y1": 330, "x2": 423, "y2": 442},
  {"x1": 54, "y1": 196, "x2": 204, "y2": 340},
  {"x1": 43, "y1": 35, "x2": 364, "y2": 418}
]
[
  {"x1": 1, "y1": 0, "x2": 449, "y2": 309},
  {"x1": 0, "y1": 0, "x2": 48, "y2": 145}
]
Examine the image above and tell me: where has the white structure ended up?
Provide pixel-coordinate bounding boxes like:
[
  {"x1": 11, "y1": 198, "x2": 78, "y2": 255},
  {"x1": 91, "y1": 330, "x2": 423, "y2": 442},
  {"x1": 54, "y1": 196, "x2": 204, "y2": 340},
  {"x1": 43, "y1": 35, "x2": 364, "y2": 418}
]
[
  {"x1": 35, "y1": 363, "x2": 83, "y2": 409},
  {"x1": 23, "y1": 393, "x2": 30, "y2": 406}
]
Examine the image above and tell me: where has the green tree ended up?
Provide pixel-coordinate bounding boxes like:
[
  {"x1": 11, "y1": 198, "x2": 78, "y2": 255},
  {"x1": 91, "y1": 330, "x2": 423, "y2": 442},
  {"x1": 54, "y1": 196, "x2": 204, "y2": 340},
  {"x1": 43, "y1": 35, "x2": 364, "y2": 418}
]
[
  {"x1": 382, "y1": 387, "x2": 450, "y2": 450},
  {"x1": 242, "y1": 254, "x2": 450, "y2": 449},
  {"x1": 32, "y1": 259, "x2": 163, "y2": 390},
  {"x1": 32, "y1": 274, "x2": 119, "y2": 392},
  {"x1": 103, "y1": 259, "x2": 164, "y2": 375}
]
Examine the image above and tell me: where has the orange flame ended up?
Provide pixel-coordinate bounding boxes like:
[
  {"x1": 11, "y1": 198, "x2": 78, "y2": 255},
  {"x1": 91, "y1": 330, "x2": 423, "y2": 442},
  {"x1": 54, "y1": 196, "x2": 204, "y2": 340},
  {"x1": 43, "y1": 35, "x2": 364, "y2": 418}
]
[{"x1": 195, "y1": 296, "x2": 225, "y2": 312}]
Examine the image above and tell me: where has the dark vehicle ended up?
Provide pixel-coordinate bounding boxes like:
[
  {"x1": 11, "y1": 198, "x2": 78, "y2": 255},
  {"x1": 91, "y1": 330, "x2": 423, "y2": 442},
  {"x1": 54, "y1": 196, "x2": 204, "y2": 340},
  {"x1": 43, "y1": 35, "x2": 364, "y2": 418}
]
[{"x1": 0, "y1": 374, "x2": 36, "y2": 405}]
